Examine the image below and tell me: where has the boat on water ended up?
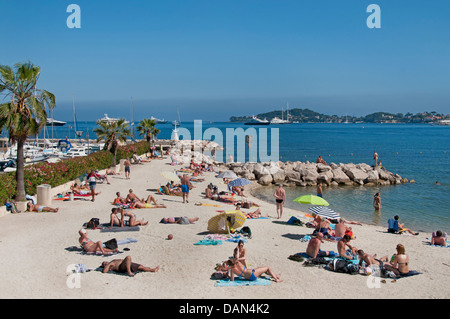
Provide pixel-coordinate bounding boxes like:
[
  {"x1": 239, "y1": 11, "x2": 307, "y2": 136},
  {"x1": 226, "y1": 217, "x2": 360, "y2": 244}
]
[
  {"x1": 270, "y1": 117, "x2": 291, "y2": 124},
  {"x1": 150, "y1": 116, "x2": 167, "y2": 124},
  {"x1": 438, "y1": 120, "x2": 450, "y2": 126},
  {"x1": 244, "y1": 116, "x2": 270, "y2": 125},
  {"x1": 46, "y1": 118, "x2": 67, "y2": 126},
  {"x1": 98, "y1": 114, "x2": 129, "y2": 125}
]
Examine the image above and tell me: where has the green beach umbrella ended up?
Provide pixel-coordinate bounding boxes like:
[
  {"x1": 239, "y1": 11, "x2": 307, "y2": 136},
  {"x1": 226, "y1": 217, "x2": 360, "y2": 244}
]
[{"x1": 293, "y1": 195, "x2": 329, "y2": 206}]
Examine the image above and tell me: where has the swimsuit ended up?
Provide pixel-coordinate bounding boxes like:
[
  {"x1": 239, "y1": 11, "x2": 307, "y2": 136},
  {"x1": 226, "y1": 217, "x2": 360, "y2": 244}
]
[
  {"x1": 37, "y1": 206, "x2": 44, "y2": 212},
  {"x1": 249, "y1": 269, "x2": 257, "y2": 281},
  {"x1": 276, "y1": 199, "x2": 284, "y2": 203},
  {"x1": 181, "y1": 184, "x2": 189, "y2": 193}
]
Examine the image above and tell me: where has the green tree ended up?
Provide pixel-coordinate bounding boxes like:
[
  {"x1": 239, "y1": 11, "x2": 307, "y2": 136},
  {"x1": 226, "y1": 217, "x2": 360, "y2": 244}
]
[
  {"x1": 93, "y1": 119, "x2": 130, "y2": 166},
  {"x1": 0, "y1": 62, "x2": 55, "y2": 202},
  {"x1": 136, "y1": 118, "x2": 160, "y2": 145}
]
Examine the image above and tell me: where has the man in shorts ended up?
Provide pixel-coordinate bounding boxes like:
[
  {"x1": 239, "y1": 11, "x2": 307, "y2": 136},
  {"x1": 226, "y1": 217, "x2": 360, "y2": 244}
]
[
  {"x1": 181, "y1": 174, "x2": 190, "y2": 203},
  {"x1": 273, "y1": 183, "x2": 286, "y2": 219},
  {"x1": 124, "y1": 158, "x2": 131, "y2": 179},
  {"x1": 101, "y1": 256, "x2": 159, "y2": 277}
]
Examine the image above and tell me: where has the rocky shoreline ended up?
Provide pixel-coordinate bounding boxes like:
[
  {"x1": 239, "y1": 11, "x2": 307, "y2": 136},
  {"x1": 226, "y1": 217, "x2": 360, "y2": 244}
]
[
  {"x1": 169, "y1": 140, "x2": 413, "y2": 187},
  {"x1": 215, "y1": 160, "x2": 413, "y2": 187}
]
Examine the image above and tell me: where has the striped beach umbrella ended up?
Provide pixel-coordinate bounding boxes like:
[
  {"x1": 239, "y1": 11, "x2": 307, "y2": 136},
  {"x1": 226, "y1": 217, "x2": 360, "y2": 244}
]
[
  {"x1": 308, "y1": 206, "x2": 340, "y2": 220},
  {"x1": 228, "y1": 178, "x2": 251, "y2": 187},
  {"x1": 207, "y1": 210, "x2": 247, "y2": 234},
  {"x1": 216, "y1": 171, "x2": 238, "y2": 179}
]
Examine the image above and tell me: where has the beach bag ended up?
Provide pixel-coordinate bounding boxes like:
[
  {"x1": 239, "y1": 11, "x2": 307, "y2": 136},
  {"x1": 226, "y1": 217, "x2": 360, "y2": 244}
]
[
  {"x1": 239, "y1": 226, "x2": 252, "y2": 238},
  {"x1": 87, "y1": 218, "x2": 100, "y2": 229},
  {"x1": 103, "y1": 238, "x2": 118, "y2": 250},
  {"x1": 303, "y1": 257, "x2": 328, "y2": 267},
  {"x1": 330, "y1": 259, "x2": 359, "y2": 274},
  {"x1": 287, "y1": 216, "x2": 303, "y2": 226},
  {"x1": 5, "y1": 201, "x2": 19, "y2": 214}
]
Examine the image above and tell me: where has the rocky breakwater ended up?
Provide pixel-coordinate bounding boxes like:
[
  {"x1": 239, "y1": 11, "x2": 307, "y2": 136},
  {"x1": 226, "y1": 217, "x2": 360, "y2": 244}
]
[{"x1": 215, "y1": 161, "x2": 413, "y2": 187}]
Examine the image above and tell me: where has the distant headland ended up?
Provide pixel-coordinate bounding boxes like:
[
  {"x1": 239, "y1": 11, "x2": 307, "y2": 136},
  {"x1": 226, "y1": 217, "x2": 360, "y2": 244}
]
[{"x1": 230, "y1": 108, "x2": 450, "y2": 124}]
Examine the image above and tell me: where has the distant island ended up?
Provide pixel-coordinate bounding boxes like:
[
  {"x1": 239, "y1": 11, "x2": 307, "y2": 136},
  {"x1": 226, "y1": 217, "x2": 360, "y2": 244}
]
[{"x1": 230, "y1": 108, "x2": 450, "y2": 124}]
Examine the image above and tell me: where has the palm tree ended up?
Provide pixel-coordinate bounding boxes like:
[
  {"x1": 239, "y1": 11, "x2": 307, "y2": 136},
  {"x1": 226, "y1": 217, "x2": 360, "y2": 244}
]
[
  {"x1": 0, "y1": 62, "x2": 55, "y2": 202},
  {"x1": 136, "y1": 118, "x2": 160, "y2": 145},
  {"x1": 93, "y1": 119, "x2": 130, "y2": 166}
]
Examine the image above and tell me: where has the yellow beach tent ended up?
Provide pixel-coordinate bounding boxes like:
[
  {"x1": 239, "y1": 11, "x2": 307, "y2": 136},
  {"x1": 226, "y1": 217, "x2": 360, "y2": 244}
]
[{"x1": 207, "y1": 210, "x2": 247, "y2": 234}]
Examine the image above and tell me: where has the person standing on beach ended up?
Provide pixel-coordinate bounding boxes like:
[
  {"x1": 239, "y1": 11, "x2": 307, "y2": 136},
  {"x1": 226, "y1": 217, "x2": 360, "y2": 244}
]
[
  {"x1": 181, "y1": 174, "x2": 190, "y2": 203},
  {"x1": 273, "y1": 183, "x2": 286, "y2": 219},
  {"x1": 88, "y1": 170, "x2": 97, "y2": 202},
  {"x1": 124, "y1": 158, "x2": 131, "y2": 179},
  {"x1": 373, "y1": 193, "x2": 381, "y2": 211},
  {"x1": 317, "y1": 183, "x2": 323, "y2": 198},
  {"x1": 373, "y1": 150, "x2": 379, "y2": 168}
]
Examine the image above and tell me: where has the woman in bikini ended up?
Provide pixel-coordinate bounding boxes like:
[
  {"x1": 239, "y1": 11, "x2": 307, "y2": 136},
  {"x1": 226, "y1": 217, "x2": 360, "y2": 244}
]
[
  {"x1": 382, "y1": 244, "x2": 410, "y2": 276},
  {"x1": 78, "y1": 229, "x2": 117, "y2": 255},
  {"x1": 220, "y1": 259, "x2": 283, "y2": 283}
]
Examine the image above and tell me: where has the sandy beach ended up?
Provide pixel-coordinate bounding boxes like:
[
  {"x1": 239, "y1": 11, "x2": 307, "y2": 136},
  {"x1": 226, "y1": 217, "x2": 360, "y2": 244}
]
[{"x1": 0, "y1": 157, "x2": 449, "y2": 300}]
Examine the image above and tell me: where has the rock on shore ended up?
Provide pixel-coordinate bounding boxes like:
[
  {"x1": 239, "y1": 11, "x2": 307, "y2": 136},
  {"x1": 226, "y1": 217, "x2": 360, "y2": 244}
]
[{"x1": 215, "y1": 160, "x2": 411, "y2": 187}]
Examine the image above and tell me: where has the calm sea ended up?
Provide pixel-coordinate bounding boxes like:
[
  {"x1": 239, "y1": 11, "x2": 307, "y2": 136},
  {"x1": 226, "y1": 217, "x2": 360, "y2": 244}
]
[{"x1": 38, "y1": 121, "x2": 450, "y2": 233}]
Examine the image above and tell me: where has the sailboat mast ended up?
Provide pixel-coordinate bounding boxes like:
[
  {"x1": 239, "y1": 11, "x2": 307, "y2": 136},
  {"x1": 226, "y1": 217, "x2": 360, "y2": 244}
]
[{"x1": 131, "y1": 96, "x2": 134, "y2": 141}]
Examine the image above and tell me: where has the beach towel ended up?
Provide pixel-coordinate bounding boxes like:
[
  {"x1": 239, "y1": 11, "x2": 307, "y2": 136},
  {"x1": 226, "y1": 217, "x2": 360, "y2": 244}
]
[
  {"x1": 215, "y1": 277, "x2": 272, "y2": 287},
  {"x1": 64, "y1": 246, "x2": 124, "y2": 256},
  {"x1": 396, "y1": 270, "x2": 422, "y2": 278},
  {"x1": 194, "y1": 239, "x2": 223, "y2": 246},
  {"x1": 99, "y1": 223, "x2": 140, "y2": 232}
]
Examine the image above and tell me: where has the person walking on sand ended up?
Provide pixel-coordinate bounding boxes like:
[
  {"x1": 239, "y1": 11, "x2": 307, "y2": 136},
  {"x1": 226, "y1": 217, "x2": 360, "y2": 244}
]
[
  {"x1": 273, "y1": 183, "x2": 286, "y2": 219},
  {"x1": 124, "y1": 158, "x2": 131, "y2": 179},
  {"x1": 373, "y1": 192, "x2": 381, "y2": 211},
  {"x1": 181, "y1": 174, "x2": 190, "y2": 203}
]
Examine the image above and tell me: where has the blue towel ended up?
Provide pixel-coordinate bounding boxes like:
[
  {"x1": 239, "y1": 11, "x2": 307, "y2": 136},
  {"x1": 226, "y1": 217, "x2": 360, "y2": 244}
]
[
  {"x1": 215, "y1": 277, "x2": 272, "y2": 287},
  {"x1": 194, "y1": 239, "x2": 222, "y2": 246}
]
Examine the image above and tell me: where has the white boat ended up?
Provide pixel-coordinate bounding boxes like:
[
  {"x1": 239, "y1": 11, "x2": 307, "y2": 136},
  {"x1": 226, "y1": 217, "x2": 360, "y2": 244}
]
[
  {"x1": 64, "y1": 146, "x2": 88, "y2": 158},
  {"x1": 98, "y1": 114, "x2": 129, "y2": 125},
  {"x1": 46, "y1": 118, "x2": 66, "y2": 126},
  {"x1": 244, "y1": 116, "x2": 270, "y2": 125},
  {"x1": 270, "y1": 117, "x2": 290, "y2": 124},
  {"x1": 438, "y1": 120, "x2": 450, "y2": 126},
  {"x1": 151, "y1": 116, "x2": 167, "y2": 124}
]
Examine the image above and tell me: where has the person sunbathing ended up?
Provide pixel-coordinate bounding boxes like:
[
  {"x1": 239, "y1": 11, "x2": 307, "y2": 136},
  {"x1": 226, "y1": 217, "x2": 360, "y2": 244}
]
[
  {"x1": 101, "y1": 256, "x2": 159, "y2": 277},
  {"x1": 71, "y1": 183, "x2": 91, "y2": 195},
  {"x1": 235, "y1": 203, "x2": 267, "y2": 219},
  {"x1": 110, "y1": 207, "x2": 148, "y2": 227},
  {"x1": 105, "y1": 167, "x2": 120, "y2": 175},
  {"x1": 27, "y1": 202, "x2": 59, "y2": 213},
  {"x1": 160, "y1": 216, "x2": 199, "y2": 224},
  {"x1": 113, "y1": 192, "x2": 127, "y2": 205},
  {"x1": 131, "y1": 194, "x2": 167, "y2": 208},
  {"x1": 220, "y1": 259, "x2": 282, "y2": 283},
  {"x1": 78, "y1": 229, "x2": 117, "y2": 255},
  {"x1": 431, "y1": 230, "x2": 447, "y2": 247}
]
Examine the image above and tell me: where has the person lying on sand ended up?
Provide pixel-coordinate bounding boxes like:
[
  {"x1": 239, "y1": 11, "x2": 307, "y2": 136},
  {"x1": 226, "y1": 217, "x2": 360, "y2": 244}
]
[
  {"x1": 27, "y1": 202, "x2": 59, "y2": 213},
  {"x1": 78, "y1": 229, "x2": 117, "y2": 255},
  {"x1": 71, "y1": 183, "x2": 94, "y2": 195},
  {"x1": 235, "y1": 203, "x2": 267, "y2": 219},
  {"x1": 101, "y1": 256, "x2": 159, "y2": 277},
  {"x1": 131, "y1": 194, "x2": 167, "y2": 208},
  {"x1": 110, "y1": 207, "x2": 148, "y2": 227},
  {"x1": 219, "y1": 258, "x2": 283, "y2": 283},
  {"x1": 160, "y1": 217, "x2": 199, "y2": 224}
]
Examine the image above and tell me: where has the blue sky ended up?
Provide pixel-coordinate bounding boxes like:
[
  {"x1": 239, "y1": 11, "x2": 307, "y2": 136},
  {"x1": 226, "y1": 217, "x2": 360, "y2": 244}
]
[{"x1": 2, "y1": 0, "x2": 450, "y2": 121}]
